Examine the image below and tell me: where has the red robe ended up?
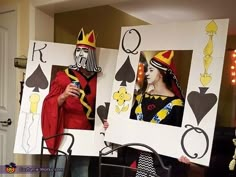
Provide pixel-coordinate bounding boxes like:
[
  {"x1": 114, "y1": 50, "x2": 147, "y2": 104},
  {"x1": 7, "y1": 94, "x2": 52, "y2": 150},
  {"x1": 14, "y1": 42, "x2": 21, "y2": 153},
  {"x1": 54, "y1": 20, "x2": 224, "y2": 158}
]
[{"x1": 41, "y1": 69, "x2": 97, "y2": 154}]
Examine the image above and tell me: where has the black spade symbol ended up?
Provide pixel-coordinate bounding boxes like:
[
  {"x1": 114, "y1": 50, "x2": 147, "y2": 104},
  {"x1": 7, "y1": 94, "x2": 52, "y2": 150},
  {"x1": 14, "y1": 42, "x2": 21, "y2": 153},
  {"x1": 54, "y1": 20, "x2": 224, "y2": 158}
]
[
  {"x1": 25, "y1": 64, "x2": 49, "y2": 92},
  {"x1": 187, "y1": 87, "x2": 217, "y2": 125},
  {"x1": 97, "y1": 102, "x2": 110, "y2": 123},
  {"x1": 115, "y1": 56, "x2": 135, "y2": 86}
]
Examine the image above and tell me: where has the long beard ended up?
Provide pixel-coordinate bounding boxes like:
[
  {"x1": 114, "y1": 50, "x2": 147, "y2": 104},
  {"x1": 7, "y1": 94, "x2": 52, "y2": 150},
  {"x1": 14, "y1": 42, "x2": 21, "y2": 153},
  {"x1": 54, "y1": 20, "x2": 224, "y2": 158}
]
[{"x1": 75, "y1": 56, "x2": 87, "y2": 69}]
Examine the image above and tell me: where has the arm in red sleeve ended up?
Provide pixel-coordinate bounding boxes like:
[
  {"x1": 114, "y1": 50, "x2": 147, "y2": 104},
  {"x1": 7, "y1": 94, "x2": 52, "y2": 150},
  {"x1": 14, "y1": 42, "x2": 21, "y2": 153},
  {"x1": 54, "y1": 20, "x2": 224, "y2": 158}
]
[{"x1": 41, "y1": 71, "x2": 67, "y2": 154}]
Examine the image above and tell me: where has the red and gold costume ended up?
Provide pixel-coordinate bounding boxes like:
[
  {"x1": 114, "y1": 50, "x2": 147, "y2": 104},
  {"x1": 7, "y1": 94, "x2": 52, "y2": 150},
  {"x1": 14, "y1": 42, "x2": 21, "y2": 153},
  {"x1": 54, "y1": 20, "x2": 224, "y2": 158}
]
[{"x1": 41, "y1": 68, "x2": 97, "y2": 154}]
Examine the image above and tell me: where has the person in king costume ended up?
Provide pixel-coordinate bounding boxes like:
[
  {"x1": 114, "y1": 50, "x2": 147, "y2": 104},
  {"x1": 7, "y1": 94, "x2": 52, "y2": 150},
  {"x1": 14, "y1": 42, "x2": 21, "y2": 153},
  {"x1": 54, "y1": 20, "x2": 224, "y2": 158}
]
[{"x1": 41, "y1": 28, "x2": 101, "y2": 177}]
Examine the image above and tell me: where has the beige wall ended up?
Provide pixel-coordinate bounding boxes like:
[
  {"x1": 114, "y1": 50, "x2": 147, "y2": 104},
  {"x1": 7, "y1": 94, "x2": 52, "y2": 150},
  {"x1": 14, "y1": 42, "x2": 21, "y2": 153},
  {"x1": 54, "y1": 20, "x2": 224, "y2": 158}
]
[
  {"x1": 54, "y1": 5, "x2": 149, "y2": 49},
  {"x1": 0, "y1": 0, "x2": 30, "y2": 56},
  {"x1": 34, "y1": 7, "x2": 54, "y2": 41},
  {"x1": 0, "y1": 0, "x2": 54, "y2": 57}
]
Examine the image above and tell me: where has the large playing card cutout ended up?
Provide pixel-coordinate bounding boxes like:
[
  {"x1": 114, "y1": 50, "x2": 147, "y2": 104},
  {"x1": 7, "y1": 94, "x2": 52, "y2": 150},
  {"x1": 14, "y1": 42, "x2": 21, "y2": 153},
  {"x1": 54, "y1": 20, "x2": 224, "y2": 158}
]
[
  {"x1": 115, "y1": 56, "x2": 135, "y2": 86},
  {"x1": 25, "y1": 64, "x2": 48, "y2": 92},
  {"x1": 187, "y1": 87, "x2": 217, "y2": 125}
]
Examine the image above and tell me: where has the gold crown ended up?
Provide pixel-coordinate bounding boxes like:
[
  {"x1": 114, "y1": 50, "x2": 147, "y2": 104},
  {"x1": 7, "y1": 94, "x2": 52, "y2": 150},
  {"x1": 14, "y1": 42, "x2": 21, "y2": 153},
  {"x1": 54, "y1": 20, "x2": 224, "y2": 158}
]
[
  {"x1": 77, "y1": 28, "x2": 96, "y2": 48},
  {"x1": 153, "y1": 50, "x2": 174, "y2": 67}
]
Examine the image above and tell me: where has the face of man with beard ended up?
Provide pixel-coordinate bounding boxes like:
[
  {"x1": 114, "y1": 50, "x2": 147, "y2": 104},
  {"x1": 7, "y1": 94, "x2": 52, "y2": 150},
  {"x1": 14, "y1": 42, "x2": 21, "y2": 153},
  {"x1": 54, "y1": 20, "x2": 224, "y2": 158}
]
[{"x1": 75, "y1": 46, "x2": 89, "y2": 69}]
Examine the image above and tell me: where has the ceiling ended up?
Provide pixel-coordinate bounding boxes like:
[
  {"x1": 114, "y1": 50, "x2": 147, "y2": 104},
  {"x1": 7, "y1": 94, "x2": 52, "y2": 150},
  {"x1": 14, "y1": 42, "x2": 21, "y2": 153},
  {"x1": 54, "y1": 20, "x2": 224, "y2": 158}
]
[{"x1": 33, "y1": 0, "x2": 236, "y2": 35}]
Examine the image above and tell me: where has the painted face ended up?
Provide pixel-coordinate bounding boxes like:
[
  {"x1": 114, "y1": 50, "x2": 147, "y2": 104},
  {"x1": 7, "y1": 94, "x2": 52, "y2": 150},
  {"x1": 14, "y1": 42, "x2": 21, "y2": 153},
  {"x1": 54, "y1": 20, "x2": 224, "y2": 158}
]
[
  {"x1": 75, "y1": 46, "x2": 89, "y2": 68},
  {"x1": 145, "y1": 64, "x2": 162, "y2": 84}
]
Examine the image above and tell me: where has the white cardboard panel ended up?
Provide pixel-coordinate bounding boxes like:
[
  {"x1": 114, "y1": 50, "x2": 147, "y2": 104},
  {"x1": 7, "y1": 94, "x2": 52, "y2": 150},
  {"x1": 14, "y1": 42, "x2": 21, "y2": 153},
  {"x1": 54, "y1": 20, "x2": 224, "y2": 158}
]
[
  {"x1": 14, "y1": 40, "x2": 118, "y2": 156},
  {"x1": 105, "y1": 19, "x2": 229, "y2": 166}
]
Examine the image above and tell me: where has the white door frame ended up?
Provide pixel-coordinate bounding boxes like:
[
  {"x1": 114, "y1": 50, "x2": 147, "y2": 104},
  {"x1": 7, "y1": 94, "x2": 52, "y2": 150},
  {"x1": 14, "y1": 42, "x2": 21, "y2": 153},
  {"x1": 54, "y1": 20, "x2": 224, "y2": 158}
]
[{"x1": 0, "y1": 8, "x2": 17, "y2": 177}]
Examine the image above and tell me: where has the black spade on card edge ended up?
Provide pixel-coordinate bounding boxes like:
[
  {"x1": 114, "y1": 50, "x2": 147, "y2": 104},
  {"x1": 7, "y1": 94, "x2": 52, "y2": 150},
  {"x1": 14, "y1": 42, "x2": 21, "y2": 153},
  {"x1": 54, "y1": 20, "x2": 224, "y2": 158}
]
[
  {"x1": 25, "y1": 64, "x2": 48, "y2": 92},
  {"x1": 187, "y1": 87, "x2": 217, "y2": 125},
  {"x1": 115, "y1": 56, "x2": 135, "y2": 86},
  {"x1": 97, "y1": 102, "x2": 110, "y2": 123}
]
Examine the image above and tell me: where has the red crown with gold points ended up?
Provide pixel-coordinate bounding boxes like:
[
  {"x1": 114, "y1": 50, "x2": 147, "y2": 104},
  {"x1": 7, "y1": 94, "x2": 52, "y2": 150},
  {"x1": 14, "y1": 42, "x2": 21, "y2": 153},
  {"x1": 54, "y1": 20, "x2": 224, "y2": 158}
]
[
  {"x1": 150, "y1": 50, "x2": 184, "y2": 99},
  {"x1": 77, "y1": 28, "x2": 96, "y2": 48},
  {"x1": 150, "y1": 50, "x2": 174, "y2": 71}
]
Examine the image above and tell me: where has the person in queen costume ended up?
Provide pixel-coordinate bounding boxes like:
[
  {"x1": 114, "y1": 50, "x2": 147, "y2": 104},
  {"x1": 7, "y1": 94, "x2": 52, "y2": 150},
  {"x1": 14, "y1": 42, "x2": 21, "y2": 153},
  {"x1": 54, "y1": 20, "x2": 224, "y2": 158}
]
[
  {"x1": 130, "y1": 50, "x2": 184, "y2": 125},
  {"x1": 129, "y1": 50, "x2": 190, "y2": 177},
  {"x1": 41, "y1": 28, "x2": 101, "y2": 177},
  {"x1": 103, "y1": 50, "x2": 191, "y2": 177}
]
